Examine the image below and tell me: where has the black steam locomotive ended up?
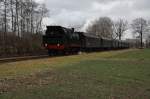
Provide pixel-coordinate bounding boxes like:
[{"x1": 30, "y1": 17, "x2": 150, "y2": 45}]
[{"x1": 43, "y1": 26, "x2": 129, "y2": 55}]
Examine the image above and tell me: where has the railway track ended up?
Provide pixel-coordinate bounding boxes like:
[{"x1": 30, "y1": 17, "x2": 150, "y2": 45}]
[{"x1": 0, "y1": 55, "x2": 49, "y2": 64}]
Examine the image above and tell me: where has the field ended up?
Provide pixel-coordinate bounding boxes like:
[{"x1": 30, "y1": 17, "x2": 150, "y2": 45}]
[{"x1": 0, "y1": 49, "x2": 150, "y2": 99}]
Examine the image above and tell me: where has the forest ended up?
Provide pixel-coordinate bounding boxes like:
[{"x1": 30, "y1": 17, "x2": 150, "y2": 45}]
[{"x1": 0, "y1": 0, "x2": 48, "y2": 57}]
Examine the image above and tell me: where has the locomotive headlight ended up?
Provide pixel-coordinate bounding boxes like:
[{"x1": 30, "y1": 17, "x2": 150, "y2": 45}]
[
  {"x1": 57, "y1": 44, "x2": 60, "y2": 46},
  {"x1": 45, "y1": 43, "x2": 48, "y2": 47}
]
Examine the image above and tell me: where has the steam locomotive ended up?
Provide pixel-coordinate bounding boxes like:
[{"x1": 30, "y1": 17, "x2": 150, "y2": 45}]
[{"x1": 43, "y1": 26, "x2": 129, "y2": 55}]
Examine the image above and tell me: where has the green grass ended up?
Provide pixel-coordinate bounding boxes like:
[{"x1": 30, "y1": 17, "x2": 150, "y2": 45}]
[{"x1": 0, "y1": 49, "x2": 150, "y2": 99}]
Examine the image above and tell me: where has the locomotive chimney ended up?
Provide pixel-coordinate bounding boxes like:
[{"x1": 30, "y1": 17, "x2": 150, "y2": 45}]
[{"x1": 72, "y1": 28, "x2": 74, "y2": 32}]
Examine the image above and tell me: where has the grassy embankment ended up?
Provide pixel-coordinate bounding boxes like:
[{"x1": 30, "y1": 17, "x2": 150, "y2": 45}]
[{"x1": 0, "y1": 49, "x2": 150, "y2": 99}]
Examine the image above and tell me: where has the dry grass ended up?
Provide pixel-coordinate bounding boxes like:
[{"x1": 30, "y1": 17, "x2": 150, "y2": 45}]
[
  {"x1": 0, "y1": 49, "x2": 150, "y2": 99},
  {"x1": 0, "y1": 49, "x2": 134, "y2": 78}
]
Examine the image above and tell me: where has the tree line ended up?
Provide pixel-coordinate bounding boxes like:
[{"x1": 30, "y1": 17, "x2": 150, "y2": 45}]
[
  {"x1": 0, "y1": 0, "x2": 48, "y2": 57},
  {"x1": 0, "y1": 0, "x2": 150, "y2": 57},
  {"x1": 86, "y1": 17, "x2": 150, "y2": 48}
]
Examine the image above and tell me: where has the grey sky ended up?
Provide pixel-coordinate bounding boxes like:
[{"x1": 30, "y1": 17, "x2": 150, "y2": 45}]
[
  {"x1": 35, "y1": 0, "x2": 150, "y2": 38},
  {"x1": 35, "y1": 0, "x2": 150, "y2": 25}
]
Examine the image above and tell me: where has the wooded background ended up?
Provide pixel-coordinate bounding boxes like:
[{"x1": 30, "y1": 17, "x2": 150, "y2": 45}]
[
  {"x1": 0, "y1": 0, "x2": 48, "y2": 57},
  {"x1": 0, "y1": 0, "x2": 150, "y2": 57}
]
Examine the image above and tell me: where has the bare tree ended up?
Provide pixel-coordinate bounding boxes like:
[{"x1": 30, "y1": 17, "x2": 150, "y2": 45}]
[
  {"x1": 4, "y1": 0, "x2": 7, "y2": 33},
  {"x1": 146, "y1": 35, "x2": 150, "y2": 48},
  {"x1": 0, "y1": 0, "x2": 49, "y2": 56},
  {"x1": 113, "y1": 19, "x2": 128, "y2": 40},
  {"x1": 10, "y1": 0, "x2": 14, "y2": 32},
  {"x1": 34, "y1": 3, "x2": 49, "y2": 34},
  {"x1": 131, "y1": 18, "x2": 148, "y2": 48},
  {"x1": 86, "y1": 17, "x2": 114, "y2": 39},
  {"x1": 15, "y1": 0, "x2": 20, "y2": 36}
]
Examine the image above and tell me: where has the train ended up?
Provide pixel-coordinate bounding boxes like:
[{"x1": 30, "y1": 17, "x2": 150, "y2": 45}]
[{"x1": 43, "y1": 26, "x2": 130, "y2": 55}]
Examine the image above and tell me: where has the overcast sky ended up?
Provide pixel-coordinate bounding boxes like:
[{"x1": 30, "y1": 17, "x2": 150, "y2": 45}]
[{"x1": 35, "y1": 0, "x2": 150, "y2": 38}]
